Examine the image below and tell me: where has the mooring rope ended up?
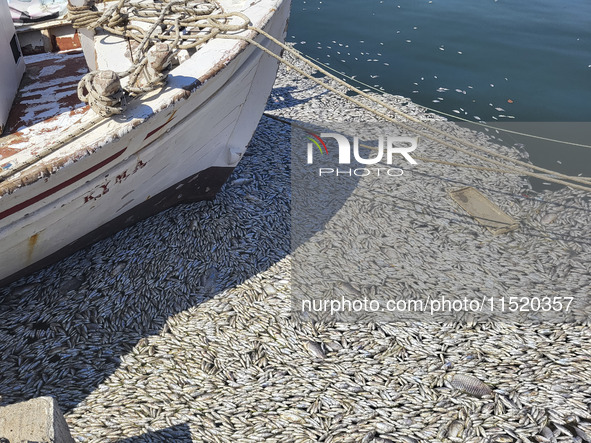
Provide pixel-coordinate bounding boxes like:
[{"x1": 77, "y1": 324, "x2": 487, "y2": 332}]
[
  {"x1": 297, "y1": 53, "x2": 591, "y2": 151},
  {"x1": 263, "y1": 112, "x2": 591, "y2": 193},
  {"x1": 1, "y1": 0, "x2": 590, "y2": 194},
  {"x1": 223, "y1": 27, "x2": 591, "y2": 192}
]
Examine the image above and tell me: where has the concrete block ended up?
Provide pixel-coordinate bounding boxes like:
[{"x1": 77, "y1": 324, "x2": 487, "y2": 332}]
[{"x1": 0, "y1": 396, "x2": 74, "y2": 443}]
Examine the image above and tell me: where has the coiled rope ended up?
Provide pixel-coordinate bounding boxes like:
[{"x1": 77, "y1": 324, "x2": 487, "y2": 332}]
[
  {"x1": 1, "y1": 0, "x2": 590, "y2": 194},
  {"x1": 67, "y1": 0, "x2": 240, "y2": 115}
]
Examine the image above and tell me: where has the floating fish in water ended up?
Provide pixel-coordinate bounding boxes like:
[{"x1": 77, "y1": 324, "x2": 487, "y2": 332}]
[{"x1": 495, "y1": 107, "x2": 505, "y2": 112}]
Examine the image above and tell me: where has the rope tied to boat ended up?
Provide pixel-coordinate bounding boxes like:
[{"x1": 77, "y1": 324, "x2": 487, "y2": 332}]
[
  {"x1": 77, "y1": 70, "x2": 127, "y2": 116},
  {"x1": 66, "y1": 0, "x2": 250, "y2": 114},
  {"x1": 67, "y1": 0, "x2": 128, "y2": 29}
]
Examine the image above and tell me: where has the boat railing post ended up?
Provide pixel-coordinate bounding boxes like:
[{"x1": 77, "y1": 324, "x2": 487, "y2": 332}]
[{"x1": 68, "y1": 0, "x2": 97, "y2": 70}]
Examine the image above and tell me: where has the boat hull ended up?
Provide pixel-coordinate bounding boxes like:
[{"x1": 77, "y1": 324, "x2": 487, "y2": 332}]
[
  {"x1": 0, "y1": 0, "x2": 290, "y2": 286},
  {"x1": 2, "y1": 165, "x2": 233, "y2": 285}
]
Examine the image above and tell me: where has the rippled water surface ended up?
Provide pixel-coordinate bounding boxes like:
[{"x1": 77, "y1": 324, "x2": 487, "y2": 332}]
[{"x1": 288, "y1": 0, "x2": 591, "y2": 178}]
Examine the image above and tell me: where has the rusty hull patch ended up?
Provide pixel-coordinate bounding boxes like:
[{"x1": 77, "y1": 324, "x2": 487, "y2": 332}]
[{"x1": 53, "y1": 32, "x2": 82, "y2": 52}]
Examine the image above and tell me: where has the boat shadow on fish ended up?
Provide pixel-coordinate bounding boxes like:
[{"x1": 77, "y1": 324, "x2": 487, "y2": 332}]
[
  {"x1": 0, "y1": 111, "x2": 296, "y2": 416},
  {"x1": 266, "y1": 85, "x2": 328, "y2": 111}
]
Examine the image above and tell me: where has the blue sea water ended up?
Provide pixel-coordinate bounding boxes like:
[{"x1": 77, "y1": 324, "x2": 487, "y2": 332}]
[{"x1": 287, "y1": 0, "x2": 591, "y2": 180}]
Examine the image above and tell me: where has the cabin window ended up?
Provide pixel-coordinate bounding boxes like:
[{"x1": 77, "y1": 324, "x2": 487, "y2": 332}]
[{"x1": 10, "y1": 34, "x2": 21, "y2": 64}]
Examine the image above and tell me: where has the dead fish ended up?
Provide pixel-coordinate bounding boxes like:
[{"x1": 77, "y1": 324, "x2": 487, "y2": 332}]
[
  {"x1": 10, "y1": 283, "x2": 40, "y2": 296},
  {"x1": 59, "y1": 276, "x2": 83, "y2": 294},
  {"x1": 304, "y1": 340, "x2": 326, "y2": 359},
  {"x1": 541, "y1": 213, "x2": 558, "y2": 225},
  {"x1": 450, "y1": 374, "x2": 492, "y2": 397},
  {"x1": 230, "y1": 178, "x2": 253, "y2": 187},
  {"x1": 447, "y1": 420, "x2": 464, "y2": 438}
]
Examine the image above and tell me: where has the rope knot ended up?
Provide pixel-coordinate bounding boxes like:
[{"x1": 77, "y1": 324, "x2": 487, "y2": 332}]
[
  {"x1": 126, "y1": 43, "x2": 173, "y2": 94},
  {"x1": 77, "y1": 70, "x2": 127, "y2": 117},
  {"x1": 67, "y1": 0, "x2": 127, "y2": 29}
]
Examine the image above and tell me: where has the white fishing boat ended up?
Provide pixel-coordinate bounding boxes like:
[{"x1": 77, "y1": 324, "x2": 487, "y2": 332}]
[{"x1": 0, "y1": 0, "x2": 290, "y2": 285}]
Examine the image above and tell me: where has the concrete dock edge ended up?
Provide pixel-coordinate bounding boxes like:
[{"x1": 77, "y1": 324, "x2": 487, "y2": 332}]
[{"x1": 0, "y1": 396, "x2": 74, "y2": 443}]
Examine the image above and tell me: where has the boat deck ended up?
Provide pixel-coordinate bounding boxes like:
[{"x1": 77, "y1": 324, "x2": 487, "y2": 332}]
[{"x1": 0, "y1": 50, "x2": 89, "y2": 165}]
